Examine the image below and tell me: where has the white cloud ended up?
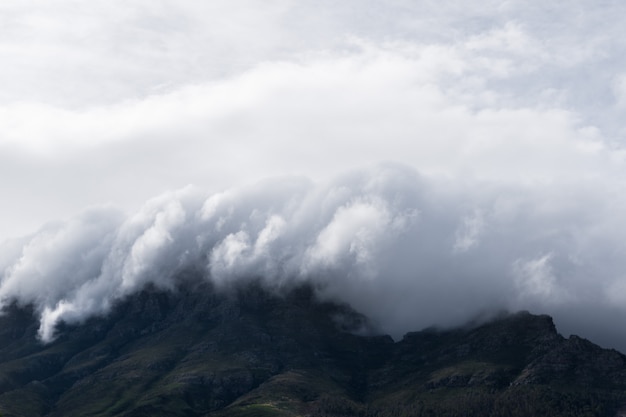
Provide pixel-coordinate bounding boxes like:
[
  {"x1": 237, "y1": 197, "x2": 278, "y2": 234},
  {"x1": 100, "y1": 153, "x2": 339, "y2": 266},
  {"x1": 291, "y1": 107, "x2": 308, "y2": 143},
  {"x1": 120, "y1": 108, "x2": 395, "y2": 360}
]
[
  {"x1": 513, "y1": 254, "x2": 561, "y2": 302},
  {"x1": 2, "y1": 1, "x2": 626, "y2": 350},
  {"x1": 0, "y1": 208, "x2": 123, "y2": 308},
  {"x1": 1, "y1": 164, "x2": 626, "y2": 350}
]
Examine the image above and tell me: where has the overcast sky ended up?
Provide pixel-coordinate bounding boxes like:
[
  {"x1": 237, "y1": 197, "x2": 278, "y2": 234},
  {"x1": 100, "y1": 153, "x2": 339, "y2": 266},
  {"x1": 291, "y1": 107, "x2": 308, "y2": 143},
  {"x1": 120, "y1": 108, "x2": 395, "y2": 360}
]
[{"x1": 3, "y1": 1, "x2": 626, "y2": 349}]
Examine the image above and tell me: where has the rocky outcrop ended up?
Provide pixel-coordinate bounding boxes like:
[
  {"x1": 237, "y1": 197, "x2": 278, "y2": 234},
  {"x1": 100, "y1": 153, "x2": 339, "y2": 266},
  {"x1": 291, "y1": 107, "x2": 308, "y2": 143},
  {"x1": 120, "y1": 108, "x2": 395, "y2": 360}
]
[{"x1": 0, "y1": 279, "x2": 625, "y2": 417}]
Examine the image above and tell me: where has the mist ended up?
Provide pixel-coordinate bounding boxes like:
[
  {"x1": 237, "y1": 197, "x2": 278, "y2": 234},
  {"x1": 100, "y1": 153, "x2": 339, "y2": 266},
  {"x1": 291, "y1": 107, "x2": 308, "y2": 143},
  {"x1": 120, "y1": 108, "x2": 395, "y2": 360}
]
[{"x1": 2, "y1": 163, "x2": 626, "y2": 351}]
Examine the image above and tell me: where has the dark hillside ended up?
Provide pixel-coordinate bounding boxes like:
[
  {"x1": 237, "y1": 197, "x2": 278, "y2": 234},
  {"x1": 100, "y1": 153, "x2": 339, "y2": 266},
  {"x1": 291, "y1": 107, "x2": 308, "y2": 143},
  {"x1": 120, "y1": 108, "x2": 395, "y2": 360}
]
[{"x1": 0, "y1": 277, "x2": 625, "y2": 417}]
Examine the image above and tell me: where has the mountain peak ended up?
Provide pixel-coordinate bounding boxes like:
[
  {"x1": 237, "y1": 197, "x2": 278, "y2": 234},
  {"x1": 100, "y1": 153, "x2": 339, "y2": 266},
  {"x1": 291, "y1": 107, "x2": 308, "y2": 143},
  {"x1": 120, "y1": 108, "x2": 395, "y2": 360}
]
[{"x1": 0, "y1": 282, "x2": 625, "y2": 416}]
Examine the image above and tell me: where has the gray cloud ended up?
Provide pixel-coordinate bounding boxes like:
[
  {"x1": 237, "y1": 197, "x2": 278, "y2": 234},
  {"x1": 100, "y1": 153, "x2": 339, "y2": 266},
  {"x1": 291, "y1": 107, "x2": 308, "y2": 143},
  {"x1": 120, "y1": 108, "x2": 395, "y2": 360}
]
[
  {"x1": 2, "y1": 164, "x2": 626, "y2": 351},
  {"x1": 2, "y1": 1, "x2": 626, "y2": 351}
]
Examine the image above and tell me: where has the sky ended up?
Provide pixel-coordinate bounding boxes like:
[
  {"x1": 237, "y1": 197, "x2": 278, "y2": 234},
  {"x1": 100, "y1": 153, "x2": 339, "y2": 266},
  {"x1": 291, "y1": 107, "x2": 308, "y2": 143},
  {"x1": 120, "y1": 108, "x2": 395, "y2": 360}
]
[{"x1": 2, "y1": 1, "x2": 626, "y2": 349}]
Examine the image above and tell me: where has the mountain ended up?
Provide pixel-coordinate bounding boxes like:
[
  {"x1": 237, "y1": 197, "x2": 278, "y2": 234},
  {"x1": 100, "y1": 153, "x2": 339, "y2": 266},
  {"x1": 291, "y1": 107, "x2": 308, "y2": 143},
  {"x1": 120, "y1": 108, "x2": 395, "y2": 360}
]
[{"x1": 0, "y1": 276, "x2": 625, "y2": 417}]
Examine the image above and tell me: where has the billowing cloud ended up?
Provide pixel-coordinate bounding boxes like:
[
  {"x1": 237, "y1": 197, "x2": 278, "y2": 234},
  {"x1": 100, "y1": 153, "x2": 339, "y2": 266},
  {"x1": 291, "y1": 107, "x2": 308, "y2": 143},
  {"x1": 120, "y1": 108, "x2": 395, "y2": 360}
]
[
  {"x1": 2, "y1": 164, "x2": 626, "y2": 352},
  {"x1": 2, "y1": 2, "x2": 626, "y2": 352}
]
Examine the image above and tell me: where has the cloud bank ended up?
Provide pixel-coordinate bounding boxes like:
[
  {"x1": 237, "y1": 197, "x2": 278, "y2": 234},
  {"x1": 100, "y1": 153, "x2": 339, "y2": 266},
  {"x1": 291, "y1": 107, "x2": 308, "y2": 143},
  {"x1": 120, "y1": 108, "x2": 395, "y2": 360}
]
[
  {"x1": 2, "y1": 164, "x2": 626, "y2": 351},
  {"x1": 2, "y1": 1, "x2": 626, "y2": 238},
  {"x1": 2, "y1": 1, "x2": 626, "y2": 352}
]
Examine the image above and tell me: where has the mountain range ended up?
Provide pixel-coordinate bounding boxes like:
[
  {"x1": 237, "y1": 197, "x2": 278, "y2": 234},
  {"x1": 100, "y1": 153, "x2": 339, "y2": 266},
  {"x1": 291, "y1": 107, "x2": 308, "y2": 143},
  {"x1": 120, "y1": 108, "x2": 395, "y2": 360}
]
[{"x1": 1, "y1": 275, "x2": 625, "y2": 417}]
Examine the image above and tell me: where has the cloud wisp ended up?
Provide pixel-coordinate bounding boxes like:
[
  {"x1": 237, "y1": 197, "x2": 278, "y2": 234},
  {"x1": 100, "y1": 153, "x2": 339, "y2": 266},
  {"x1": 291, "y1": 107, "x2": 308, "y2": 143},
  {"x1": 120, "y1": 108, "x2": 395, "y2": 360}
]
[{"x1": 2, "y1": 164, "x2": 626, "y2": 351}]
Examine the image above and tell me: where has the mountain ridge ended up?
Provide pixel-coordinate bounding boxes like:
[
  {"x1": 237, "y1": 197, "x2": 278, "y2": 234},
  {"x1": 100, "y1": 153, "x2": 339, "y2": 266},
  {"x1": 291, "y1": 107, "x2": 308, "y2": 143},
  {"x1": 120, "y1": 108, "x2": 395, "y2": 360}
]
[{"x1": 0, "y1": 278, "x2": 625, "y2": 417}]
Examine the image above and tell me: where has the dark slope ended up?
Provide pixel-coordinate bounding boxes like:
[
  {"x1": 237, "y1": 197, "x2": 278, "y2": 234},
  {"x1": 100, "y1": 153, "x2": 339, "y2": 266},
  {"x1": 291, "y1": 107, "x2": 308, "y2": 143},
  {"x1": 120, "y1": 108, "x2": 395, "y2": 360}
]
[{"x1": 0, "y1": 278, "x2": 625, "y2": 417}]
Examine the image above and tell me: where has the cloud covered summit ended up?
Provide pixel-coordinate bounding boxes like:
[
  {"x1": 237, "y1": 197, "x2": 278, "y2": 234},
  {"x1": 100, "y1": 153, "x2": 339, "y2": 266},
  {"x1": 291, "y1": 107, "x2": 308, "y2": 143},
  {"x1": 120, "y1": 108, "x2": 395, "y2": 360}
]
[
  {"x1": 2, "y1": 164, "x2": 626, "y2": 351},
  {"x1": 2, "y1": 1, "x2": 626, "y2": 352}
]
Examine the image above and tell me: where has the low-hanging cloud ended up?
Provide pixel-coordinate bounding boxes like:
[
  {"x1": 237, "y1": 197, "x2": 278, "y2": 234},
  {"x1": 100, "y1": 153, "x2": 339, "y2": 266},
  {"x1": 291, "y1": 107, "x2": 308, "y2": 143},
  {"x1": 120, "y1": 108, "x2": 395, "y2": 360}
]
[{"x1": 3, "y1": 164, "x2": 626, "y2": 351}]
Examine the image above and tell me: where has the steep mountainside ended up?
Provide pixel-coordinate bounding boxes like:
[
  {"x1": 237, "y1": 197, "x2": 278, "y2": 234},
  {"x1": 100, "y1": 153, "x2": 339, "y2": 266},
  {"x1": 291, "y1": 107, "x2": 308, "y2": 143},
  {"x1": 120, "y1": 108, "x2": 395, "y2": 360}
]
[{"x1": 0, "y1": 277, "x2": 625, "y2": 417}]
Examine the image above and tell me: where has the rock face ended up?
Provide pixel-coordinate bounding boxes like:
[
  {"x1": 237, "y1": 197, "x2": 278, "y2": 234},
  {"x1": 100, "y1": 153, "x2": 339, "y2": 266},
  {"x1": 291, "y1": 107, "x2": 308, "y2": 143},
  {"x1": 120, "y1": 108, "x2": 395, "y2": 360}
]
[{"x1": 0, "y1": 278, "x2": 625, "y2": 417}]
